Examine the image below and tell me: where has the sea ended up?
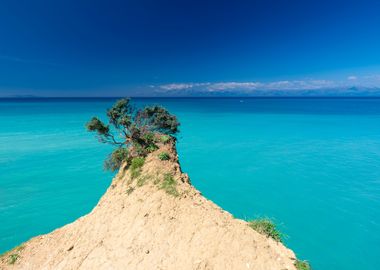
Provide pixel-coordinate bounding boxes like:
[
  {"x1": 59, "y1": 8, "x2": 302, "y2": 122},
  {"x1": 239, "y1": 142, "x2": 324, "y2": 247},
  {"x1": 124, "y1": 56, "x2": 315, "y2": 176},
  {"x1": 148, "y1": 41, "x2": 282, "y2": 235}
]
[{"x1": 0, "y1": 97, "x2": 380, "y2": 270}]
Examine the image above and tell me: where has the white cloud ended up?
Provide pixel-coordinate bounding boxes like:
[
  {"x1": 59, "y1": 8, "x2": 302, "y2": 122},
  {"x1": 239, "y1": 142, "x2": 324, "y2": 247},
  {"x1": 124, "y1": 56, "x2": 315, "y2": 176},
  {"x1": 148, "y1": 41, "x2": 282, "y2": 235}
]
[
  {"x1": 160, "y1": 83, "x2": 195, "y2": 90},
  {"x1": 159, "y1": 79, "x2": 339, "y2": 92},
  {"x1": 207, "y1": 82, "x2": 260, "y2": 91},
  {"x1": 156, "y1": 75, "x2": 380, "y2": 95}
]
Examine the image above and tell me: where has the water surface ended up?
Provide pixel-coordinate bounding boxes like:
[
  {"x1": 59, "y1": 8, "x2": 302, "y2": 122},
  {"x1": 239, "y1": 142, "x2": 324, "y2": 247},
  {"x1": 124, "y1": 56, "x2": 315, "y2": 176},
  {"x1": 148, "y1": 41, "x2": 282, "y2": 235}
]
[{"x1": 1, "y1": 98, "x2": 380, "y2": 270}]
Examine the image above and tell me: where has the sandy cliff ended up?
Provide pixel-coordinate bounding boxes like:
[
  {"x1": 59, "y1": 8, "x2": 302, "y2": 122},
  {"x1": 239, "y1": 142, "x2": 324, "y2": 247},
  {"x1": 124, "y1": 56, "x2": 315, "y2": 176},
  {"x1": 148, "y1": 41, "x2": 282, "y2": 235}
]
[{"x1": 0, "y1": 142, "x2": 298, "y2": 270}]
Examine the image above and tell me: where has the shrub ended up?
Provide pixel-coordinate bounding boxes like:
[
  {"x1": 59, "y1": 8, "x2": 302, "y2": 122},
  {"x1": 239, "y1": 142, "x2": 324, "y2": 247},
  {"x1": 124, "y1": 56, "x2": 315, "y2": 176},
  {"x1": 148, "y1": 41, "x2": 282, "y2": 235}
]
[
  {"x1": 86, "y1": 98, "x2": 180, "y2": 171},
  {"x1": 126, "y1": 187, "x2": 135, "y2": 195},
  {"x1": 8, "y1": 254, "x2": 19, "y2": 265},
  {"x1": 160, "y1": 173, "x2": 179, "y2": 197},
  {"x1": 146, "y1": 144, "x2": 159, "y2": 153},
  {"x1": 130, "y1": 157, "x2": 145, "y2": 179},
  {"x1": 132, "y1": 142, "x2": 145, "y2": 157},
  {"x1": 6, "y1": 245, "x2": 24, "y2": 265},
  {"x1": 159, "y1": 135, "x2": 171, "y2": 144},
  {"x1": 248, "y1": 218, "x2": 282, "y2": 242},
  {"x1": 295, "y1": 260, "x2": 311, "y2": 270},
  {"x1": 158, "y1": 152, "x2": 170, "y2": 160},
  {"x1": 104, "y1": 148, "x2": 129, "y2": 171},
  {"x1": 4, "y1": 245, "x2": 25, "y2": 264},
  {"x1": 142, "y1": 132, "x2": 155, "y2": 144},
  {"x1": 142, "y1": 132, "x2": 159, "y2": 153},
  {"x1": 136, "y1": 106, "x2": 179, "y2": 135}
]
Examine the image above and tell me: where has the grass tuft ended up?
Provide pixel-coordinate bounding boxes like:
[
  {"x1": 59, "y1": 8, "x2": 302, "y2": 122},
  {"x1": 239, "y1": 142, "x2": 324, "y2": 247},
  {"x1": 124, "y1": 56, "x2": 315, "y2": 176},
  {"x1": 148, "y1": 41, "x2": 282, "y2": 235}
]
[
  {"x1": 295, "y1": 260, "x2": 311, "y2": 270},
  {"x1": 137, "y1": 175, "x2": 149, "y2": 187},
  {"x1": 1, "y1": 245, "x2": 24, "y2": 265},
  {"x1": 126, "y1": 186, "x2": 135, "y2": 195},
  {"x1": 248, "y1": 218, "x2": 282, "y2": 242},
  {"x1": 8, "y1": 253, "x2": 19, "y2": 264},
  {"x1": 160, "y1": 173, "x2": 179, "y2": 197},
  {"x1": 159, "y1": 135, "x2": 171, "y2": 144},
  {"x1": 130, "y1": 157, "x2": 145, "y2": 179},
  {"x1": 158, "y1": 152, "x2": 170, "y2": 161},
  {"x1": 104, "y1": 147, "x2": 129, "y2": 171},
  {"x1": 146, "y1": 144, "x2": 159, "y2": 153}
]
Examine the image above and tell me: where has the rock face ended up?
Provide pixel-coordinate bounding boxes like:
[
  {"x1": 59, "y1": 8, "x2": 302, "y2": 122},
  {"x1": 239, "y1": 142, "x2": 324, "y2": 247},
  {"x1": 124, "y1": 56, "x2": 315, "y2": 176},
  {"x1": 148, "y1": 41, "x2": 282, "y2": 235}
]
[{"x1": 0, "y1": 142, "x2": 297, "y2": 270}]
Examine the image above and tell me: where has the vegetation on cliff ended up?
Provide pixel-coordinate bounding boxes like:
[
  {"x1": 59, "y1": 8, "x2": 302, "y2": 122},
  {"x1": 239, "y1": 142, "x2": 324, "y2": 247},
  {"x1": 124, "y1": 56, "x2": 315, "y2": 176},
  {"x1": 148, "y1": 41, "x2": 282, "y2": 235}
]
[
  {"x1": 247, "y1": 219, "x2": 311, "y2": 269},
  {"x1": 86, "y1": 98, "x2": 180, "y2": 171},
  {"x1": 248, "y1": 218, "x2": 283, "y2": 242},
  {"x1": 295, "y1": 259, "x2": 311, "y2": 270}
]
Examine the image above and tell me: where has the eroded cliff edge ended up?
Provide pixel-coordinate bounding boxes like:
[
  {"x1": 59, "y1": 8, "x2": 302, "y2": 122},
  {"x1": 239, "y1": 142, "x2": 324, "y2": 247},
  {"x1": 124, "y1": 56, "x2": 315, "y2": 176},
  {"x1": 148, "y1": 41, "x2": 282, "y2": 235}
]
[{"x1": 0, "y1": 142, "x2": 298, "y2": 270}]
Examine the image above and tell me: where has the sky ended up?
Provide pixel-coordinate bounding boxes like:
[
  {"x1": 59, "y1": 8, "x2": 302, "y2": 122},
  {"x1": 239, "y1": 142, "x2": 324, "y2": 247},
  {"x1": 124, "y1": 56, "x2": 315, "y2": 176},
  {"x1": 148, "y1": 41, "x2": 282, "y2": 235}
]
[{"x1": 1, "y1": 0, "x2": 380, "y2": 97}]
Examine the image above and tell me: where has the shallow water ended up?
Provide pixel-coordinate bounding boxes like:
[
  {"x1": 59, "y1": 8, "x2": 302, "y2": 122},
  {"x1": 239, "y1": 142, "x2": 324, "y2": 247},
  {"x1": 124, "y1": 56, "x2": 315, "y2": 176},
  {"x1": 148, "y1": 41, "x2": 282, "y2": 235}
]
[{"x1": 1, "y1": 98, "x2": 380, "y2": 270}]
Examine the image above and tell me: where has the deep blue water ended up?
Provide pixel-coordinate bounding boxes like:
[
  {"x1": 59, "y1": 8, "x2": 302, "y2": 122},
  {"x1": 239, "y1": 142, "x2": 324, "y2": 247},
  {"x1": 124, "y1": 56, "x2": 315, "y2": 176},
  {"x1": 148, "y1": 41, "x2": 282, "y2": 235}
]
[{"x1": 1, "y1": 98, "x2": 380, "y2": 270}]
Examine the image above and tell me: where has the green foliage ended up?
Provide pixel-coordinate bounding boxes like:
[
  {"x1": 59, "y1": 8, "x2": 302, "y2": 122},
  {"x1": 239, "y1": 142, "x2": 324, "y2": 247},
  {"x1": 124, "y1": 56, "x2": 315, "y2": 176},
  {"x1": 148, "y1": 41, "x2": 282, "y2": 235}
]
[
  {"x1": 141, "y1": 132, "x2": 159, "y2": 152},
  {"x1": 1, "y1": 245, "x2": 24, "y2": 265},
  {"x1": 106, "y1": 99, "x2": 133, "y2": 129},
  {"x1": 248, "y1": 218, "x2": 282, "y2": 242},
  {"x1": 7, "y1": 245, "x2": 24, "y2": 265},
  {"x1": 132, "y1": 142, "x2": 145, "y2": 156},
  {"x1": 86, "y1": 117, "x2": 122, "y2": 146},
  {"x1": 295, "y1": 260, "x2": 311, "y2": 270},
  {"x1": 142, "y1": 132, "x2": 155, "y2": 144},
  {"x1": 158, "y1": 152, "x2": 170, "y2": 160},
  {"x1": 130, "y1": 157, "x2": 145, "y2": 179},
  {"x1": 104, "y1": 148, "x2": 129, "y2": 171},
  {"x1": 86, "y1": 117, "x2": 109, "y2": 134},
  {"x1": 146, "y1": 144, "x2": 159, "y2": 153},
  {"x1": 86, "y1": 98, "x2": 180, "y2": 172},
  {"x1": 126, "y1": 186, "x2": 135, "y2": 195},
  {"x1": 8, "y1": 253, "x2": 19, "y2": 264},
  {"x1": 136, "y1": 105, "x2": 180, "y2": 135},
  {"x1": 160, "y1": 173, "x2": 179, "y2": 197},
  {"x1": 159, "y1": 135, "x2": 171, "y2": 144}
]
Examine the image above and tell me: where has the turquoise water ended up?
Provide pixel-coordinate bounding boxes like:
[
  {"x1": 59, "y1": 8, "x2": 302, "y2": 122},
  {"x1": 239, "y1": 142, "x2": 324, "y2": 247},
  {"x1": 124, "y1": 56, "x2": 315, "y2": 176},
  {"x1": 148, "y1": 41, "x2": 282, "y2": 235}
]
[{"x1": 1, "y1": 98, "x2": 380, "y2": 270}]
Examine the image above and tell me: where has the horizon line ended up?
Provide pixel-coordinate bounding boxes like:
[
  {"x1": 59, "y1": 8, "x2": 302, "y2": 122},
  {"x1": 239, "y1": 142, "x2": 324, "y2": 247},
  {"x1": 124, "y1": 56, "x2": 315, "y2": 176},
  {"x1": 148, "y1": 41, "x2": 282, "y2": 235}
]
[{"x1": 2, "y1": 96, "x2": 380, "y2": 99}]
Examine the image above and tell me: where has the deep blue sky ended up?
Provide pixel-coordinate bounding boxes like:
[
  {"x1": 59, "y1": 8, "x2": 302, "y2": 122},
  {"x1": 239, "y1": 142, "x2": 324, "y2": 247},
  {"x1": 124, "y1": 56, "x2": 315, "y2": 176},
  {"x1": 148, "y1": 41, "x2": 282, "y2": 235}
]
[{"x1": 1, "y1": 0, "x2": 380, "y2": 96}]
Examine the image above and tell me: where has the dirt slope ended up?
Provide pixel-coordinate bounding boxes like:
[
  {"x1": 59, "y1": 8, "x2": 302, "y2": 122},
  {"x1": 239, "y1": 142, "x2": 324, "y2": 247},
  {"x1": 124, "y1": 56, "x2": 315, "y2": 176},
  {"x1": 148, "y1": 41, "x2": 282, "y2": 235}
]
[{"x1": 0, "y1": 142, "x2": 298, "y2": 270}]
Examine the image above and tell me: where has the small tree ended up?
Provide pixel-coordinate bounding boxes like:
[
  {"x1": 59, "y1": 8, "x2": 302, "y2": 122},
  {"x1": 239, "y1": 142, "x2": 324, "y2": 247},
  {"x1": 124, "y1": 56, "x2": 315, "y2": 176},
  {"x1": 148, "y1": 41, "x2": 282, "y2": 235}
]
[{"x1": 86, "y1": 98, "x2": 179, "y2": 171}]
